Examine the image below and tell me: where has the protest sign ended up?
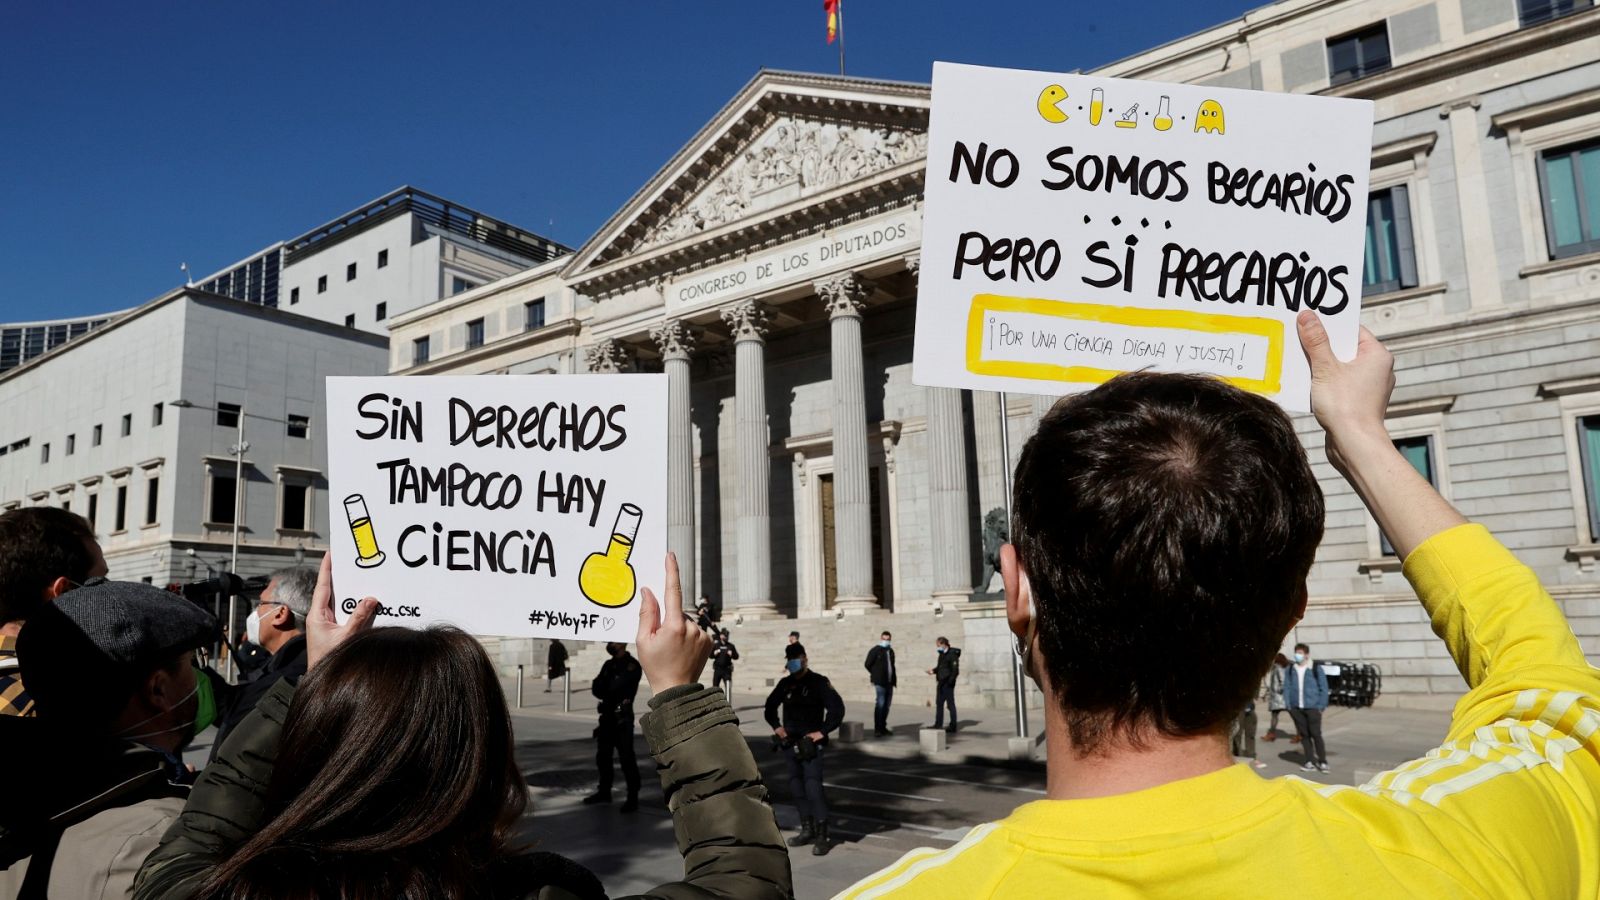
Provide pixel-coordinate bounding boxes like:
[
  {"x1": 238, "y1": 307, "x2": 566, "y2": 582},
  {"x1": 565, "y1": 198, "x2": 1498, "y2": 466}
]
[
  {"x1": 912, "y1": 62, "x2": 1375, "y2": 411},
  {"x1": 325, "y1": 375, "x2": 668, "y2": 644}
]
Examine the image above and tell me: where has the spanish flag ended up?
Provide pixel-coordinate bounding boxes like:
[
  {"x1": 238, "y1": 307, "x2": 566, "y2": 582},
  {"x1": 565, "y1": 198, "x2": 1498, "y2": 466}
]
[{"x1": 825, "y1": 0, "x2": 839, "y2": 43}]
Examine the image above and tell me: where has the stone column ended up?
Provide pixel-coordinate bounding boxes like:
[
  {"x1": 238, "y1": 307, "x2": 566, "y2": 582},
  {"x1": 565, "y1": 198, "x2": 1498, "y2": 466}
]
[
  {"x1": 649, "y1": 321, "x2": 697, "y2": 609},
  {"x1": 817, "y1": 273, "x2": 878, "y2": 609},
  {"x1": 721, "y1": 300, "x2": 777, "y2": 617},
  {"x1": 907, "y1": 254, "x2": 975, "y2": 603}
]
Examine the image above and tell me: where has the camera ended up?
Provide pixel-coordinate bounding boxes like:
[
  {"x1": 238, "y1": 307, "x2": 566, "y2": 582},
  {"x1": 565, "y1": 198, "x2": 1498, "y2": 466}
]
[{"x1": 169, "y1": 571, "x2": 269, "y2": 604}]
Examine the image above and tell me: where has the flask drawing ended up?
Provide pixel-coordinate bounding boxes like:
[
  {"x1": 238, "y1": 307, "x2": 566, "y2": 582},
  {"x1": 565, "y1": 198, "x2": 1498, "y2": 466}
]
[
  {"x1": 344, "y1": 494, "x2": 386, "y2": 568},
  {"x1": 580, "y1": 504, "x2": 642, "y2": 608},
  {"x1": 1089, "y1": 87, "x2": 1105, "y2": 125},
  {"x1": 1153, "y1": 95, "x2": 1174, "y2": 131}
]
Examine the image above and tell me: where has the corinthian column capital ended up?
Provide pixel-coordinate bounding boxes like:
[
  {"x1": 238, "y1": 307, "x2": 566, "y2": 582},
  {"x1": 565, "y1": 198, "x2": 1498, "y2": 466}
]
[
  {"x1": 585, "y1": 339, "x2": 635, "y2": 373},
  {"x1": 815, "y1": 272, "x2": 875, "y2": 320},
  {"x1": 903, "y1": 254, "x2": 921, "y2": 283},
  {"x1": 720, "y1": 300, "x2": 774, "y2": 343},
  {"x1": 649, "y1": 319, "x2": 698, "y2": 362}
]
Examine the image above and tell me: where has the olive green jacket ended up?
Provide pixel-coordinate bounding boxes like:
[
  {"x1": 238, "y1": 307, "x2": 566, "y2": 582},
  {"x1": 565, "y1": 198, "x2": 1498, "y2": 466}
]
[{"x1": 134, "y1": 679, "x2": 791, "y2": 900}]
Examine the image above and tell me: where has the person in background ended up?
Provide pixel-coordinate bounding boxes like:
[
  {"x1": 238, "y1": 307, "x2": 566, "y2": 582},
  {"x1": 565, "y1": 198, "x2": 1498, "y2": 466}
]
[
  {"x1": 864, "y1": 630, "x2": 897, "y2": 737},
  {"x1": 545, "y1": 638, "x2": 568, "y2": 692},
  {"x1": 208, "y1": 566, "x2": 316, "y2": 760},
  {"x1": 765, "y1": 643, "x2": 845, "y2": 857},
  {"x1": 783, "y1": 630, "x2": 800, "y2": 672},
  {"x1": 927, "y1": 636, "x2": 961, "y2": 734},
  {"x1": 1231, "y1": 699, "x2": 1266, "y2": 770},
  {"x1": 134, "y1": 553, "x2": 792, "y2": 899},
  {"x1": 837, "y1": 313, "x2": 1600, "y2": 897},
  {"x1": 1262, "y1": 652, "x2": 1290, "y2": 741},
  {"x1": 1, "y1": 581, "x2": 216, "y2": 898},
  {"x1": 1284, "y1": 642, "x2": 1330, "y2": 773},
  {"x1": 0, "y1": 507, "x2": 108, "y2": 718},
  {"x1": 711, "y1": 628, "x2": 738, "y2": 696},
  {"x1": 584, "y1": 641, "x2": 643, "y2": 812}
]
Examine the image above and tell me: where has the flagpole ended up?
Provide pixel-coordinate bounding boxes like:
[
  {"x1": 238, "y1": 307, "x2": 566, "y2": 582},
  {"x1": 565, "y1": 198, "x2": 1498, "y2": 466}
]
[{"x1": 837, "y1": 0, "x2": 846, "y2": 75}]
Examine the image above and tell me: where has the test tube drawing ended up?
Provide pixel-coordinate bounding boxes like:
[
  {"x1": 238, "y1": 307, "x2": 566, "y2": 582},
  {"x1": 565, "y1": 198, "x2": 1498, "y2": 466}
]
[
  {"x1": 1089, "y1": 87, "x2": 1105, "y2": 126},
  {"x1": 344, "y1": 493, "x2": 387, "y2": 568},
  {"x1": 1154, "y1": 95, "x2": 1174, "y2": 131}
]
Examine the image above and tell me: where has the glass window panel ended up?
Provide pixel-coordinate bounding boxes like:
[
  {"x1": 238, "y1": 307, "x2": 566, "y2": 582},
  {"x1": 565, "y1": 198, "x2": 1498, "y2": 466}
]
[{"x1": 1545, "y1": 152, "x2": 1584, "y2": 248}]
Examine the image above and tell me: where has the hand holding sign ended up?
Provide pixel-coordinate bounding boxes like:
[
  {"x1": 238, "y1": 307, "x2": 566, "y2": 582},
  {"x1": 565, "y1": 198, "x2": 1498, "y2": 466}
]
[
  {"x1": 306, "y1": 552, "x2": 379, "y2": 671},
  {"x1": 1297, "y1": 310, "x2": 1396, "y2": 478},
  {"x1": 636, "y1": 552, "x2": 711, "y2": 691}
]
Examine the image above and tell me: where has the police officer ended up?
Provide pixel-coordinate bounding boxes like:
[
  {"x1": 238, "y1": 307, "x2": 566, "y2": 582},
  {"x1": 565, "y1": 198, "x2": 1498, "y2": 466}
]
[
  {"x1": 583, "y1": 641, "x2": 642, "y2": 812},
  {"x1": 710, "y1": 628, "x2": 738, "y2": 697},
  {"x1": 764, "y1": 643, "x2": 845, "y2": 856}
]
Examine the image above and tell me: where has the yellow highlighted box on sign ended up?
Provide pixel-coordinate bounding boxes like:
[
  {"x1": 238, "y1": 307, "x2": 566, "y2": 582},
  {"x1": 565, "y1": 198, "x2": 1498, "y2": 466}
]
[{"x1": 964, "y1": 294, "x2": 1285, "y2": 395}]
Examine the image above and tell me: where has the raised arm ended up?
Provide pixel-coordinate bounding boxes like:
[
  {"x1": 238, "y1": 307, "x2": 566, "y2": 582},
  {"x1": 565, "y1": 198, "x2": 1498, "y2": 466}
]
[{"x1": 631, "y1": 555, "x2": 791, "y2": 900}]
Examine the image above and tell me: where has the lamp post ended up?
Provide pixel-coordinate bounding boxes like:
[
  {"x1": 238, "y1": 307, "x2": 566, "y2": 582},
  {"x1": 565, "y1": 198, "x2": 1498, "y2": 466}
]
[{"x1": 172, "y1": 398, "x2": 254, "y2": 681}]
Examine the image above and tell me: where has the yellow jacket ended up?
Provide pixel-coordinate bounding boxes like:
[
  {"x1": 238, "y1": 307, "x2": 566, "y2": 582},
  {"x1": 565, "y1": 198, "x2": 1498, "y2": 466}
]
[{"x1": 835, "y1": 524, "x2": 1600, "y2": 899}]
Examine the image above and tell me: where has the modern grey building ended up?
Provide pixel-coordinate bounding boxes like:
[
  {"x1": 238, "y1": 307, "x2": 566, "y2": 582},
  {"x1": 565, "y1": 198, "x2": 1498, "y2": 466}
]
[
  {"x1": 0, "y1": 312, "x2": 125, "y2": 373},
  {"x1": 0, "y1": 288, "x2": 388, "y2": 586}
]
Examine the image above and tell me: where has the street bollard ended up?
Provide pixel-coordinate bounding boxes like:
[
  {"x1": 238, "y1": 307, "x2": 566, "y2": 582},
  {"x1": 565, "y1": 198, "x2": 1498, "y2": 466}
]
[
  {"x1": 516, "y1": 664, "x2": 524, "y2": 708},
  {"x1": 564, "y1": 669, "x2": 572, "y2": 713}
]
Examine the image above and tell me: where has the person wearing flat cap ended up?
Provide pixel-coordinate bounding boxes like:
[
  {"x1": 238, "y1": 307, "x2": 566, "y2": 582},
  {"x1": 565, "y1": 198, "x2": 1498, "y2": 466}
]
[{"x1": 0, "y1": 580, "x2": 221, "y2": 900}]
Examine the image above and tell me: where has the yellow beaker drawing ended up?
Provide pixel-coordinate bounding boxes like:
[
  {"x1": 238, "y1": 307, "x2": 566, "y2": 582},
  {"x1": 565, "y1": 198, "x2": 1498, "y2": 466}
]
[
  {"x1": 580, "y1": 503, "x2": 642, "y2": 608},
  {"x1": 344, "y1": 494, "x2": 386, "y2": 569},
  {"x1": 1154, "y1": 96, "x2": 1174, "y2": 131},
  {"x1": 1089, "y1": 87, "x2": 1105, "y2": 126}
]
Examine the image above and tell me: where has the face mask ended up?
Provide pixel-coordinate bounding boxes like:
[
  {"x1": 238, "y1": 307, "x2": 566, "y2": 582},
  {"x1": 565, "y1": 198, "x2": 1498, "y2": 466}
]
[
  {"x1": 786, "y1": 659, "x2": 803, "y2": 674},
  {"x1": 245, "y1": 607, "x2": 263, "y2": 645},
  {"x1": 1293, "y1": 652, "x2": 1306, "y2": 664},
  {"x1": 937, "y1": 647, "x2": 947, "y2": 654},
  {"x1": 879, "y1": 640, "x2": 891, "y2": 648},
  {"x1": 117, "y1": 666, "x2": 215, "y2": 744}
]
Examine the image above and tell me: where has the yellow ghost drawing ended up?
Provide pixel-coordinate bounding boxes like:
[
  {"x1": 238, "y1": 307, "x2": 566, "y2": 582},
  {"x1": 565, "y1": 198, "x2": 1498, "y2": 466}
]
[
  {"x1": 1194, "y1": 99, "x2": 1226, "y2": 134},
  {"x1": 1037, "y1": 84, "x2": 1069, "y2": 123}
]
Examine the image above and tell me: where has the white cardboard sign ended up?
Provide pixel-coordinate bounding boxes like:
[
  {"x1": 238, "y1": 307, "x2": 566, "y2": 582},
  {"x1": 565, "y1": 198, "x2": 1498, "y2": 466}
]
[
  {"x1": 325, "y1": 375, "x2": 668, "y2": 644},
  {"x1": 912, "y1": 62, "x2": 1375, "y2": 411}
]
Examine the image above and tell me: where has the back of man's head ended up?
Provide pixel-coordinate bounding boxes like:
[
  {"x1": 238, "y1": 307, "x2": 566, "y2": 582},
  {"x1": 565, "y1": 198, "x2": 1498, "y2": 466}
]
[
  {"x1": 265, "y1": 566, "x2": 317, "y2": 629},
  {"x1": 1013, "y1": 372, "x2": 1324, "y2": 755},
  {"x1": 0, "y1": 507, "x2": 100, "y2": 625}
]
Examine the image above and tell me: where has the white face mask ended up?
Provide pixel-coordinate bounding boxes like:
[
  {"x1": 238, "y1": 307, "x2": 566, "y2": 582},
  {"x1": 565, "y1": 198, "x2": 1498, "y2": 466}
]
[{"x1": 245, "y1": 607, "x2": 264, "y2": 645}]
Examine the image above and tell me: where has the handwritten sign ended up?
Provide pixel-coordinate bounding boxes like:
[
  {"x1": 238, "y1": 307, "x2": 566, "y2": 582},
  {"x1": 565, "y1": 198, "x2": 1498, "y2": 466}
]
[
  {"x1": 325, "y1": 375, "x2": 668, "y2": 644},
  {"x1": 912, "y1": 62, "x2": 1375, "y2": 411}
]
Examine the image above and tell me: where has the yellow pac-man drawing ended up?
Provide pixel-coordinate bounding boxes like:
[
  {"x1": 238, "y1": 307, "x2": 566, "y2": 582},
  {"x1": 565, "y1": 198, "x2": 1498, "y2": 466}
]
[
  {"x1": 1195, "y1": 98, "x2": 1226, "y2": 134},
  {"x1": 580, "y1": 503, "x2": 642, "y2": 608},
  {"x1": 343, "y1": 493, "x2": 386, "y2": 569},
  {"x1": 1036, "y1": 84, "x2": 1069, "y2": 123}
]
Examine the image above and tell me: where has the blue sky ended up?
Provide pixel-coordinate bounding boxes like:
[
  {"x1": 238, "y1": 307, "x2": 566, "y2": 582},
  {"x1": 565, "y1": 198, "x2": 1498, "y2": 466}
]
[{"x1": 0, "y1": 0, "x2": 1252, "y2": 321}]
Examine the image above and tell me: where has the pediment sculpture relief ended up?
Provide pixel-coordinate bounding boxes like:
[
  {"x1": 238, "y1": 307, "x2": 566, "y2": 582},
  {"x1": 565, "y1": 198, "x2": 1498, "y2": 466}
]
[{"x1": 636, "y1": 120, "x2": 927, "y2": 250}]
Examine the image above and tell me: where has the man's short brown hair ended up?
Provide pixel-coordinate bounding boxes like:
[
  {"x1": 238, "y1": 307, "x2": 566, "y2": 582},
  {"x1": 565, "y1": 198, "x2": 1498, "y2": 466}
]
[
  {"x1": 1012, "y1": 372, "x2": 1324, "y2": 754},
  {"x1": 0, "y1": 508, "x2": 98, "y2": 624}
]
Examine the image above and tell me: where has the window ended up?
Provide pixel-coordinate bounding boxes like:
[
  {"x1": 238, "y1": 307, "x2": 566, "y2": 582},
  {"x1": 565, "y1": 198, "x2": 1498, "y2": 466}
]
[
  {"x1": 280, "y1": 483, "x2": 308, "y2": 531},
  {"x1": 120, "y1": 413, "x2": 131, "y2": 437},
  {"x1": 413, "y1": 337, "x2": 430, "y2": 365},
  {"x1": 217, "y1": 402, "x2": 241, "y2": 428},
  {"x1": 345, "y1": 314, "x2": 356, "y2": 328},
  {"x1": 66, "y1": 434, "x2": 74, "y2": 456},
  {"x1": 92, "y1": 424, "x2": 102, "y2": 446},
  {"x1": 451, "y1": 276, "x2": 475, "y2": 296},
  {"x1": 1381, "y1": 436, "x2": 1437, "y2": 555},
  {"x1": 40, "y1": 443, "x2": 48, "y2": 464},
  {"x1": 317, "y1": 275, "x2": 328, "y2": 294},
  {"x1": 1540, "y1": 140, "x2": 1600, "y2": 259},
  {"x1": 114, "y1": 484, "x2": 128, "y2": 532},
  {"x1": 377, "y1": 249, "x2": 389, "y2": 268},
  {"x1": 1363, "y1": 186, "x2": 1418, "y2": 295},
  {"x1": 287, "y1": 414, "x2": 310, "y2": 439},
  {"x1": 525, "y1": 298, "x2": 546, "y2": 331},
  {"x1": 346, "y1": 262, "x2": 357, "y2": 281},
  {"x1": 209, "y1": 473, "x2": 236, "y2": 525},
  {"x1": 87, "y1": 493, "x2": 98, "y2": 530},
  {"x1": 375, "y1": 302, "x2": 387, "y2": 321},
  {"x1": 145, "y1": 476, "x2": 159, "y2": 526},
  {"x1": 152, "y1": 403, "x2": 163, "y2": 426},
  {"x1": 290, "y1": 287, "x2": 300, "y2": 305},
  {"x1": 1580, "y1": 415, "x2": 1600, "y2": 543},
  {"x1": 1327, "y1": 24, "x2": 1391, "y2": 85},
  {"x1": 1519, "y1": 0, "x2": 1593, "y2": 26},
  {"x1": 466, "y1": 318, "x2": 485, "y2": 350}
]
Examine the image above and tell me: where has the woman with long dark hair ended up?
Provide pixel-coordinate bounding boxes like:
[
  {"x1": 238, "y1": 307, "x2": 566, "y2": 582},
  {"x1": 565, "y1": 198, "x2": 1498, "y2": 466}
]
[{"x1": 134, "y1": 554, "x2": 790, "y2": 900}]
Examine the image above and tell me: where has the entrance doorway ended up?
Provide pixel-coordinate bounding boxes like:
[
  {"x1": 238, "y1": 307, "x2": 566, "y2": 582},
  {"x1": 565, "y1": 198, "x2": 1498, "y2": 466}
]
[{"x1": 819, "y1": 466, "x2": 885, "y2": 607}]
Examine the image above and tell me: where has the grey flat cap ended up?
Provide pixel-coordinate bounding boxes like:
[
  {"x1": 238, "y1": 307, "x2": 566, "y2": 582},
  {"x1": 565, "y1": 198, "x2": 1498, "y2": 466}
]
[{"x1": 18, "y1": 580, "x2": 217, "y2": 727}]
